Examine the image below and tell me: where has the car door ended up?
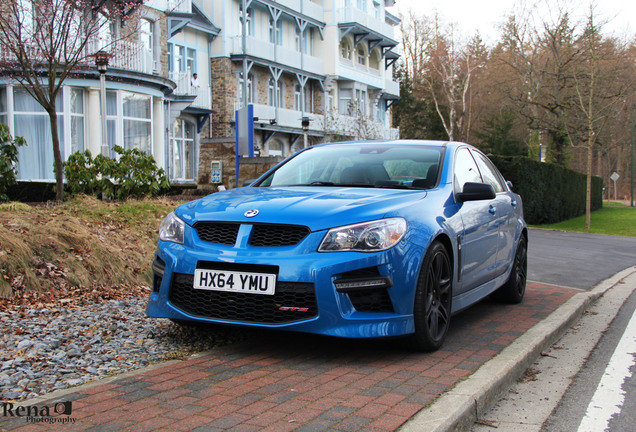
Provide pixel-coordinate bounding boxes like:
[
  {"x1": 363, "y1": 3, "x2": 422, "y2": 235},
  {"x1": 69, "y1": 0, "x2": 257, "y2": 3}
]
[
  {"x1": 453, "y1": 147, "x2": 500, "y2": 294},
  {"x1": 471, "y1": 150, "x2": 516, "y2": 277}
]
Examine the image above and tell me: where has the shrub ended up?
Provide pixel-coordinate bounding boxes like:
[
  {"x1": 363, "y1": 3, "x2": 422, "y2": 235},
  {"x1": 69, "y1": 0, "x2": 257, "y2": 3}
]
[
  {"x1": 0, "y1": 124, "x2": 26, "y2": 202},
  {"x1": 491, "y1": 155, "x2": 603, "y2": 225},
  {"x1": 64, "y1": 146, "x2": 170, "y2": 200}
]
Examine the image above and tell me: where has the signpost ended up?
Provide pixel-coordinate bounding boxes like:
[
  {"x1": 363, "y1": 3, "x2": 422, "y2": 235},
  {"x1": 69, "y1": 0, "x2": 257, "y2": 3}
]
[
  {"x1": 610, "y1": 172, "x2": 620, "y2": 202},
  {"x1": 235, "y1": 104, "x2": 255, "y2": 187}
]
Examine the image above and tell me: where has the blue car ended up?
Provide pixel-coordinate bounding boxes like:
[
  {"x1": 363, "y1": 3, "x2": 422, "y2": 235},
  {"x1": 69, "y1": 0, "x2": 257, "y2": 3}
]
[{"x1": 146, "y1": 140, "x2": 527, "y2": 351}]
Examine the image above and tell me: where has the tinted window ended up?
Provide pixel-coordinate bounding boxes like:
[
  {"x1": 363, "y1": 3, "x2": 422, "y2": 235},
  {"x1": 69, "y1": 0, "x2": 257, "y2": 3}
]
[
  {"x1": 454, "y1": 148, "x2": 482, "y2": 194},
  {"x1": 472, "y1": 151, "x2": 506, "y2": 193}
]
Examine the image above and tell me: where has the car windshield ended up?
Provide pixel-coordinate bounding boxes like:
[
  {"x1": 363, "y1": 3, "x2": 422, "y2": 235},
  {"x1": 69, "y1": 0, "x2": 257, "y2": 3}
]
[{"x1": 256, "y1": 144, "x2": 443, "y2": 189}]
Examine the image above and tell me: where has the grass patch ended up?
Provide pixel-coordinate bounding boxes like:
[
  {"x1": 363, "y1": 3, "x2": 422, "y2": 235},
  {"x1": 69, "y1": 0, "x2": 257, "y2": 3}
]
[
  {"x1": 532, "y1": 202, "x2": 636, "y2": 237},
  {"x1": 0, "y1": 195, "x2": 186, "y2": 299}
]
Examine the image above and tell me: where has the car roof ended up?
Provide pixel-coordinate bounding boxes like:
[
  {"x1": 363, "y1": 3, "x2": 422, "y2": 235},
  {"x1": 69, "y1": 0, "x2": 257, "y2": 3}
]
[{"x1": 311, "y1": 139, "x2": 469, "y2": 150}]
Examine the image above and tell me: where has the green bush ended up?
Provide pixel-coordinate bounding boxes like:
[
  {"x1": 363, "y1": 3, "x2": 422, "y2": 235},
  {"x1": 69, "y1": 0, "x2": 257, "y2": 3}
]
[
  {"x1": 491, "y1": 155, "x2": 603, "y2": 225},
  {"x1": 0, "y1": 124, "x2": 26, "y2": 202},
  {"x1": 64, "y1": 146, "x2": 170, "y2": 200}
]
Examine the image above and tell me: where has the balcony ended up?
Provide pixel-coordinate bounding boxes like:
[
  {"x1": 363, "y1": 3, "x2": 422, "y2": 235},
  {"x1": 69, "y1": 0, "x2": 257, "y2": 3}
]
[
  {"x1": 109, "y1": 40, "x2": 156, "y2": 75},
  {"x1": 170, "y1": 71, "x2": 211, "y2": 109},
  {"x1": 272, "y1": 0, "x2": 324, "y2": 22},
  {"x1": 337, "y1": 62, "x2": 384, "y2": 89},
  {"x1": 337, "y1": 6, "x2": 393, "y2": 38},
  {"x1": 166, "y1": 0, "x2": 192, "y2": 13},
  {"x1": 231, "y1": 36, "x2": 324, "y2": 76},
  {"x1": 384, "y1": 78, "x2": 399, "y2": 97}
]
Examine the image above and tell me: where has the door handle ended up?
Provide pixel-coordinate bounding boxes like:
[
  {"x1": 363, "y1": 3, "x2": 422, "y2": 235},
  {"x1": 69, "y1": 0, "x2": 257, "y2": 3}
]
[{"x1": 489, "y1": 205, "x2": 496, "y2": 215}]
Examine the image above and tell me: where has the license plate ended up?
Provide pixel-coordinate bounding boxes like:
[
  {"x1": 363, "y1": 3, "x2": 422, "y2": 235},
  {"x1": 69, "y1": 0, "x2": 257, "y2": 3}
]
[{"x1": 193, "y1": 269, "x2": 277, "y2": 295}]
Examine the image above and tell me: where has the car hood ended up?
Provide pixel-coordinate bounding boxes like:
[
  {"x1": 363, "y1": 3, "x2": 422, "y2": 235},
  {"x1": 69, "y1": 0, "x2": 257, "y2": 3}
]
[{"x1": 176, "y1": 187, "x2": 428, "y2": 231}]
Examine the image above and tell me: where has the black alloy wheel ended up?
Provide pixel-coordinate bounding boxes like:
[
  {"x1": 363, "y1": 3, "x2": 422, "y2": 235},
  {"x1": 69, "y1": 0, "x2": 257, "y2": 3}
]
[
  {"x1": 492, "y1": 235, "x2": 527, "y2": 304},
  {"x1": 411, "y1": 241, "x2": 452, "y2": 352}
]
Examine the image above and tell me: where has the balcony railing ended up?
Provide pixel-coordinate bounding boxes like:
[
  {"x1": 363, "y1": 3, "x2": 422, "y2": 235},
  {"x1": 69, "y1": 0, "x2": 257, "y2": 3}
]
[
  {"x1": 232, "y1": 36, "x2": 324, "y2": 76},
  {"x1": 2, "y1": 38, "x2": 156, "y2": 76},
  {"x1": 337, "y1": 5, "x2": 394, "y2": 38},
  {"x1": 384, "y1": 79, "x2": 399, "y2": 97},
  {"x1": 109, "y1": 40, "x2": 155, "y2": 75},
  {"x1": 166, "y1": 0, "x2": 192, "y2": 13},
  {"x1": 170, "y1": 71, "x2": 211, "y2": 109},
  {"x1": 272, "y1": 0, "x2": 324, "y2": 22}
]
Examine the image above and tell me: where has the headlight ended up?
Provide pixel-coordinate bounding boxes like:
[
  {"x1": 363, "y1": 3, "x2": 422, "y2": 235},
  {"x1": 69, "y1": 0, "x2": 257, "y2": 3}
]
[
  {"x1": 318, "y1": 218, "x2": 406, "y2": 252},
  {"x1": 159, "y1": 212, "x2": 185, "y2": 244}
]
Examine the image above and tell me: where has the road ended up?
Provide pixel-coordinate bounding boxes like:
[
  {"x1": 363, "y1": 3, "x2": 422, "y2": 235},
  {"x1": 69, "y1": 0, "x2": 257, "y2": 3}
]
[
  {"x1": 470, "y1": 229, "x2": 636, "y2": 432},
  {"x1": 527, "y1": 229, "x2": 636, "y2": 289},
  {"x1": 544, "y1": 287, "x2": 636, "y2": 432}
]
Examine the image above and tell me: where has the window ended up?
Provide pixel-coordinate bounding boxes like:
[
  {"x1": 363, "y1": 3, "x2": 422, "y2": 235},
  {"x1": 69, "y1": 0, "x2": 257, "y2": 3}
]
[
  {"x1": 267, "y1": 139, "x2": 283, "y2": 157},
  {"x1": 123, "y1": 92, "x2": 152, "y2": 154},
  {"x1": 69, "y1": 88, "x2": 85, "y2": 154},
  {"x1": 13, "y1": 87, "x2": 64, "y2": 180},
  {"x1": 140, "y1": 18, "x2": 153, "y2": 54},
  {"x1": 373, "y1": 0, "x2": 382, "y2": 19},
  {"x1": 269, "y1": 18, "x2": 282, "y2": 45},
  {"x1": 357, "y1": 0, "x2": 367, "y2": 12},
  {"x1": 186, "y1": 48, "x2": 196, "y2": 74},
  {"x1": 268, "y1": 79, "x2": 283, "y2": 108},
  {"x1": 295, "y1": 28, "x2": 301, "y2": 52},
  {"x1": 357, "y1": 46, "x2": 366, "y2": 66},
  {"x1": 472, "y1": 151, "x2": 506, "y2": 193},
  {"x1": 239, "y1": 6, "x2": 253, "y2": 36},
  {"x1": 0, "y1": 87, "x2": 6, "y2": 125},
  {"x1": 355, "y1": 89, "x2": 367, "y2": 116},
  {"x1": 294, "y1": 85, "x2": 302, "y2": 111},
  {"x1": 339, "y1": 88, "x2": 352, "y2": 115},
  {"x1": 171, "y1": 119, "x2": 195, "y2": 181},
  {"x1": 238, "y1": 73, "x2": 254, "y2": 104},
  {"x1": 107, "y1": 90, "x2": 152, "y2": 157},
  {"x1": 376, "y1": 99, "x2": 386, "y2": 123},
  {"x1": 454, "y1": 148, "x2": 482, "y2": 195}
]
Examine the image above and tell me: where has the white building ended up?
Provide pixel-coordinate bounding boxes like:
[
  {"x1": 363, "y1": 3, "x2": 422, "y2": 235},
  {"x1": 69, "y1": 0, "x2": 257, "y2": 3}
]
[{"x1": 0, "y1": 0, "x2": 399, "y2": 191}]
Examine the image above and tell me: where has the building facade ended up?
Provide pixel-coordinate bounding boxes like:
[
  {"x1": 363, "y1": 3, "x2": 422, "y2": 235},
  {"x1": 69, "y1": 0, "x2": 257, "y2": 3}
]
[{"x1": 0, "y1": 0, "x2": 399, "y2": 191}]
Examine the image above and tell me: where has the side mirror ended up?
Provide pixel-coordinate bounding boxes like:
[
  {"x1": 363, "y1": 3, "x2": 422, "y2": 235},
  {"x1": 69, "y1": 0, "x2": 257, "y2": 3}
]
[
  {"x1": 506, "y1": 180, "x2": 513, "y2": 190},
  {"x1": 456, "y1": 182, "x2": 496, "y2": 202}
]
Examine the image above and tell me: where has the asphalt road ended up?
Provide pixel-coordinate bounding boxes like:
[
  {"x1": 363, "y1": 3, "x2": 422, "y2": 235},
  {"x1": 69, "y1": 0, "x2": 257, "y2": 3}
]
[
  {"x1": 527, "y1": 228, "x2": 636, "y2": 289},
  {"x1": 543, "y1": 286, "x2": 636, "y2": 431}
]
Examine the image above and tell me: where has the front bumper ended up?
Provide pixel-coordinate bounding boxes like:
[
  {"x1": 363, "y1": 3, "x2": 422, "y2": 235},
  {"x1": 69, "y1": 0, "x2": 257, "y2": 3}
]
[{"x1": 145, "y1": 229, "x2": 424, "y2": 339}]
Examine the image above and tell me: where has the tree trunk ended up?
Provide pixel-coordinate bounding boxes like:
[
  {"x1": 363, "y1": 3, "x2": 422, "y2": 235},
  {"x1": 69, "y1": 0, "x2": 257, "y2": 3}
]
[{"x1": 48, "y1": 109, "x2": 65, "y2": 201}]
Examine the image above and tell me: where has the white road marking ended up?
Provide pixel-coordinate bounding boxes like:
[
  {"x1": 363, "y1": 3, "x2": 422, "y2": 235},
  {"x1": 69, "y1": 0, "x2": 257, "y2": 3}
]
[{"x1": 577, "y1": 309, "x2": 636, "y2": 432}]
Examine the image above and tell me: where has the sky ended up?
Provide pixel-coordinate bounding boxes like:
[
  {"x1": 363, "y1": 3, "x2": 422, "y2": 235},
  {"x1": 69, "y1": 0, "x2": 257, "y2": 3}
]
[{"x1": 391, "y1": 0, "x2": 636, "y2": 44}]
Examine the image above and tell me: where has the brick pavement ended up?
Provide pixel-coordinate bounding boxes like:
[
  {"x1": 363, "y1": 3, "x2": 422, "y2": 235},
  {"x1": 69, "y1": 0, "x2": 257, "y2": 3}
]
[{"x1": 1, "y1": 282, "x2": 576, "y2": 432}]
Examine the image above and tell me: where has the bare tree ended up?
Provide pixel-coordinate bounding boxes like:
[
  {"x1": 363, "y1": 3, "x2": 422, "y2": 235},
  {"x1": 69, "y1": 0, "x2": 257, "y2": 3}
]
[
  {"x1": 401, "y1": 13, "x2": 486, "y2": 142},
  {"x1": 0, "y1": 0, "x2": 143, "y2": 200},
  {"x1": 572, "y1": 7, "x2": 633, "y2": 227}
]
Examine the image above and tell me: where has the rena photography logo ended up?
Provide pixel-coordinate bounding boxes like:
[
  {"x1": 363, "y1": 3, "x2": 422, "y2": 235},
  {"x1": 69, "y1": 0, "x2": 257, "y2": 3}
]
[{"x1": 2, "y1": 400, "x2": 76, "y2": 425}]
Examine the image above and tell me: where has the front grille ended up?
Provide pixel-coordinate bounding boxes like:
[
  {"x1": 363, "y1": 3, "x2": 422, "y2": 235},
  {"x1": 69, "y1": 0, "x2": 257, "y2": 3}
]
[
  {"x1": 195, "y1": 222, "x2": 240, "y2": 245},
  {"x1": 249, "y1": 224, "x2": 310, "y2": 247},
  {"x1": 347, "y1": 289, "x2": 394, "y2": 313},
  {"x1": 169, "y1": 273, "x2": 318, "y2": 324}
]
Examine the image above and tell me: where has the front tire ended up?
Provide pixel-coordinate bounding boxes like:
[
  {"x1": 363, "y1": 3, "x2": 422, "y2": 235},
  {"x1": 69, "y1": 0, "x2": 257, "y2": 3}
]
[
  {"x1": 492, "y1": 235, "x2": 527, "y2": 304},
  {"x1": 411, "y1": 241, "x2": 452, "y2": 352}
]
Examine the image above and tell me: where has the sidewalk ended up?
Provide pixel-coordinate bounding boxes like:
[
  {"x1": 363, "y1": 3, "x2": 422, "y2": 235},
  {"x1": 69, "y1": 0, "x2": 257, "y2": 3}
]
[{"x1": 1, "y1": 281, "x2": 579, "y2": 432}]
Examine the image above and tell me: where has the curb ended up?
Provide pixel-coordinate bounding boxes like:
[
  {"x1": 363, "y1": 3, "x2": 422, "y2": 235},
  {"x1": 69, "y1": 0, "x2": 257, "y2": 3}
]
[{"x1": 399, "y1": 265, "x2": 636, "y2": 432}]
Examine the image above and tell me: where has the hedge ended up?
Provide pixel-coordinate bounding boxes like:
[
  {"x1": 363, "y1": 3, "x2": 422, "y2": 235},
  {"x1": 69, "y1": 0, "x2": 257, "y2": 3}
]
[{"x1": 490, "y1": 156, "x2": 603, "y2": 225}]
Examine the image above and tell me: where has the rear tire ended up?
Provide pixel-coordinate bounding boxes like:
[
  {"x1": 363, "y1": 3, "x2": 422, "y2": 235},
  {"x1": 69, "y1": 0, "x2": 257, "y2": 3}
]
[
  {"x1": 411, "y1": 241, "x2": 452, "y2": 352},
  {"x1": 492, "y1": 235, "x2": 527, "y2": 304}
]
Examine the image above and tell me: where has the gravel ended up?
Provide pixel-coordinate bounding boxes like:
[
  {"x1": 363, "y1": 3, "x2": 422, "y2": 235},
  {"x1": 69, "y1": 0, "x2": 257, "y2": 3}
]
[{"x1": 0, "y1": 297, "x2": 247, "y2": 401}]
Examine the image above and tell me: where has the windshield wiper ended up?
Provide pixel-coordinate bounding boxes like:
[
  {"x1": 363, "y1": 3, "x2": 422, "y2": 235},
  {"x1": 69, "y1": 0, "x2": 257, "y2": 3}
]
[{"x1": 306, "y1": 181, "x2": 335, "y2": 186}]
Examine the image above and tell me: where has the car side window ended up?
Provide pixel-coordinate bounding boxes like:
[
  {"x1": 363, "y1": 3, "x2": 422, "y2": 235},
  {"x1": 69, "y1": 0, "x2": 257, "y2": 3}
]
[
  {"x1": 472, "y1": 151, "x2": 506, "y2": 193},
  {"x1": 454, "y1": 148, "x2": 482, "y2": 195}
]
